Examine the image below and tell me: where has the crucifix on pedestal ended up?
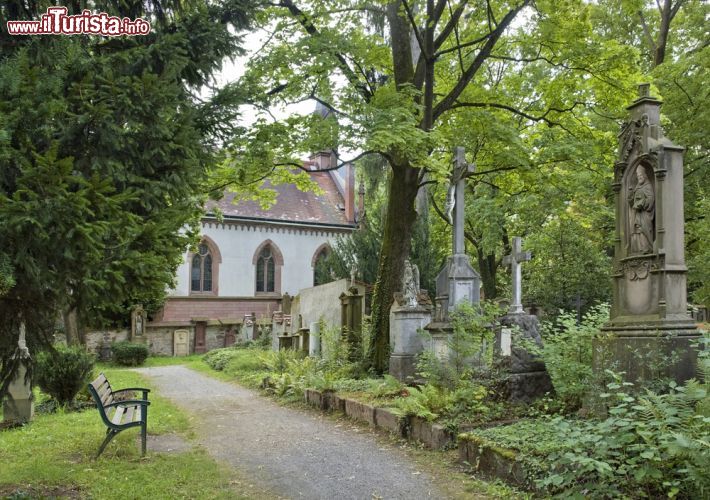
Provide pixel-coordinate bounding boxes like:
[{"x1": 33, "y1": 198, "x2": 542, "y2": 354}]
[{"x1": 503, "y1": 236, "x2": 532, "y2": 314}]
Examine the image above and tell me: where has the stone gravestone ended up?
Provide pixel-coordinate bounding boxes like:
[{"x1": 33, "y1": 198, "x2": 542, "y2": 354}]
[
  {"x1": 130, "y1": 305, "x2": 147, "y2": 340},
  {"x1": 425, "y1": 147, "x2": 481, "y2": 360},
  {"x1": 3, "y1": 323, "x2": 34, "y2": 424},
  {"x1": 496, "y1": 238, "x2": 552, "y2": 401},
  {"x1": 599, "y1": 84, "x2": 700, "y2": 384},
  {"x1": 241, "y1": 313, "x2": 255, "y2": 342},
  {"x1": 389, "y1": 259, "x2": 432, "y2": 381}
]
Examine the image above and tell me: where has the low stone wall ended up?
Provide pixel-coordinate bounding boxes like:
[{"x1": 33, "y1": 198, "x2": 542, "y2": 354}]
[
  {"x1": 458, "y1": 433, "x2": 532, "y2": 489},
  {"x1": 84, "y1": 329, "x2": 130, "y2": 358},
  {"x1": 303, "y1": 389, "x2": 454, "y2": 450}
]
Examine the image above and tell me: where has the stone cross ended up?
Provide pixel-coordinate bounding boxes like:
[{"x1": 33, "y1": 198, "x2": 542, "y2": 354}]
[
  {"x1": 503, "y1": 237, "x2": 532, "y2": 314},
  {"x1": 452, "y1": 147, "x2": 475, "y2": 255}
]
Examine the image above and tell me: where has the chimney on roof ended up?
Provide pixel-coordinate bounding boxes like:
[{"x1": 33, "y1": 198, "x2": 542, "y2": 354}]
[
  {"x1": 357, "y1": 179, "x2": 365, "y2": 222},
  {"x1": 344, "y1": 163, "x2": 355, "y2": 223}
]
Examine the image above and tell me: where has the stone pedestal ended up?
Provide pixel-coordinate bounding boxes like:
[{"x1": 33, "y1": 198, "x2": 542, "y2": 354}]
[
  {"x1": 3, "y1": 363, "x2": 33, "y2": 424},
  {"x1": 497, "y1": 313, "x2": 552, "y2": 402},
  {"x1": 389, "y1": 305, "x2": 432, "y2": 381},
  {"x1": 308, "y1": 322, "x2": 321, "y2": 357},
  {"x1": 600, "y1": 85, "x2": 700, "y2": 386}
]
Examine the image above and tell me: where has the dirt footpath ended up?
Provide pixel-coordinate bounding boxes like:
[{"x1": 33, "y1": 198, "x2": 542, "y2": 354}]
[{"x1": 137, "y1": 365, "x2": 446, "y2": 500}]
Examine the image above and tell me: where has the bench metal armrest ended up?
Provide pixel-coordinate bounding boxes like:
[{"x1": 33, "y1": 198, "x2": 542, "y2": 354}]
[
  {"x1": 113, "y1": 387, "x2": 151, "y2": 394},
  {"x1": 103, "y1": 399, "x2": 151, "y2": 409}
]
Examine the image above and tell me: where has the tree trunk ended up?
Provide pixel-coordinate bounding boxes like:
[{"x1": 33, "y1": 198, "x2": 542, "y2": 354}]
[
  {"x1": 369, "y1": 162, "x2": 420, "y2": 373},
  {"x1": 63, "y1": 307, "x2": 80, "y2": 345},
  {"x1": 654, "y1": 0, "x2": 672, "y2": 67},
  {"x1": 477, "y1": 248, "x2": 498, "y2": 300}
]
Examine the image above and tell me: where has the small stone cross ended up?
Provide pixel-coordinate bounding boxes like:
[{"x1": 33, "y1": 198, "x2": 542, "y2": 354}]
[{"x1": 503, "y1": 237, "x2": 532, "y2": 314}]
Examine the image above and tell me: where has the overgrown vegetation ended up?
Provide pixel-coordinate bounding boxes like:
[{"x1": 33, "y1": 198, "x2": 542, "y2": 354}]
[{"x1": 34, "y1": 345, "x2": 95, "y2": 406}]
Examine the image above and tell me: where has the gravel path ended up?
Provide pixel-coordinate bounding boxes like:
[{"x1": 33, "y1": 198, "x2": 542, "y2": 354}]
[{"x1": 136, "y1": 366, "x2": 445, "y2": 500}]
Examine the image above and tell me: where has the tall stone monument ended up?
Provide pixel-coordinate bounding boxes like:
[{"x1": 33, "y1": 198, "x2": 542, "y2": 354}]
[
  {"x1": 3, "y1": 323, "x2": 34, "y2": 424},
  {"x1": 426, "y1": 147, "x2": 481, "y2": 359},
  {"x1": 599, "y1": 84, "x2": 699, "y2": 384}
]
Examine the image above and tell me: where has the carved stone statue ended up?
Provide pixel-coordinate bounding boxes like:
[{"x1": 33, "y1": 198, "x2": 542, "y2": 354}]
[
  {"x1": 444, "y1": 181, "x2": 456, "y2": 225},
  {"x1": 16, "y1": 322, "x2": 30, "y2": 359},
  {"x1": 628, "y1": 165, "x2": 654, "y2": 254},
  {"x1": 402, "y1": 259, "x2": 420, "y2": 308}
]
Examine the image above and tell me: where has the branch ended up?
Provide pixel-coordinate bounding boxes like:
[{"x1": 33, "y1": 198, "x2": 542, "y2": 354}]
[
  {"x1": 278, "y1": 0, "x2": 372, "y2": 101},
  {"x1": 448, "y1": 100, "x2": 584, "y2": 133},
  {"x1": 638, "y1": 10, "x2": 657, "y2": 53},
  {"x1": 435, "y1": 31, "x2": 492, "y2": 58},
  {"x1": 401, "y1": 0, "x2": 427, "y2": 59},
  {"x1": 433, "y1": 0, "x2": 468, "y2": 51},
  {"x1": 432, "y1": 0, "x2": 530, "y2": 122}
]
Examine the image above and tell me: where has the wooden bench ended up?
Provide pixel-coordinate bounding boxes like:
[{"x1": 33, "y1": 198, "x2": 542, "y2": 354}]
[{"x1": 88, "y1": 373, "x2": 151, "y2": 458}]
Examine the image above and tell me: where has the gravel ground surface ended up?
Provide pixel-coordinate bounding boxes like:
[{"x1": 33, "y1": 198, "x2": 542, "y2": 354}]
[{"x1": 137, "y1": 365, "x2": 446, "y2": 500}]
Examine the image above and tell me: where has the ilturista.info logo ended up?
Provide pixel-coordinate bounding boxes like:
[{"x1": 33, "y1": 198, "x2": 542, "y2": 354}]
[{"x1": 6, "y1": 7, "x2": 151, "y2": 36}]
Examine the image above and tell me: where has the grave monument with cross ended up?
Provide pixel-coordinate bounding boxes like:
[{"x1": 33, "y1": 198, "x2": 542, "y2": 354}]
[
  {"x1": 502, "y1": 236, "x2": 532, "y2": 314},
  {"x1": 425, "y1": 148, "x2": 481, "y2": 362},
  {"x1": 432, "y1": 147, "x2": 480, "y2": 323},
  {"x1": 497, "y1": 236, "x2": 554, "y2": 401}
]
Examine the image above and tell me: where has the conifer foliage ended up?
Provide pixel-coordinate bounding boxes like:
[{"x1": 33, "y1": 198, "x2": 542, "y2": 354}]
[{"x1": 0, "y1": 0, "x2": 256, "y2": 399}]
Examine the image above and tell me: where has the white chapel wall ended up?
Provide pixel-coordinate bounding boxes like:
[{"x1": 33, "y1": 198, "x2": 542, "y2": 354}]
[{"x1": 169, "y1": 222, "x2": 343, "y2": 298}]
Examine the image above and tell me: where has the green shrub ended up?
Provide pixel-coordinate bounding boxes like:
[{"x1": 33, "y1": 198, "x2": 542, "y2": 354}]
[
  {"x1": 203, "y1": 347, "x2": 241, "y2": 371},
  {"x1": 111, "y1": 341, "x2": 149, "y2": 366},
  {"x1": 521, "y1": 304, "x2": 609, "y2": 410},
  {"x1": 35, "y1": 345, "x2": 95, "y2": 405}
]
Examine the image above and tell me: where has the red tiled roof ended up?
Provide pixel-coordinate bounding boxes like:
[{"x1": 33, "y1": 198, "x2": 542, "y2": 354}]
[{"x1": 208, "y1": 171, "x2": 354, "y2": 227}]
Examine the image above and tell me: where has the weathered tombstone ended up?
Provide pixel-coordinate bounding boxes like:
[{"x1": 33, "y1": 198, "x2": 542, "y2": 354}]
[
  {"x1": 277, "y1": 315, "x2": 294, "y2": 350},
  {"x1": 173, "y1": 329, "x2": 190, "y2": 356},
  {"x1": 389, "y1": 260, "x2": 432, "y2": 381},
  {"x1": 599, "y1": 84, "x2": 700, "y2": 384},
  {"x1": 224, "y1": 326, "x2": 236, "y2": 347},
  {"x1": 340, "y1": 286, "x2": 364, "y2": 356},
  {"x1": 3, "y1": 323, "x2": 34, "y2": 424},
  {"x1": 130, "y1": 305, "x2": 147, "y2": 340},
  {"x1": 241, "y1": 313, "x2": 254, "y2": 342},
  {"x1": 426, "y1": 147, "x2": 481, "y2": 360},
  {"x1": 272, "y1": 311, "x2": 284, "y2": 351},
  {"x1": 308, "y1": 321, "x2": 321, "y2": 357}
]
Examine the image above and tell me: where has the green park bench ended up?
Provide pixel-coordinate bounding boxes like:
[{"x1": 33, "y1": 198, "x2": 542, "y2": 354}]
[{"x1": 87, "y1": 373, "x2": 150, "y2": 458}]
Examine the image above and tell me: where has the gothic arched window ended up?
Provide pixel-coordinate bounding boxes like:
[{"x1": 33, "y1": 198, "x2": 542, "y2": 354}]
[
  {"x1": 256, "y1": 246, "x2": 276, "y2": 293},
  {"x1": 313, "y1": 247, "x2": 331, "y2": 286},
  {"x1": 191, "y1": 243, "x2": 213, "y2": 292}
]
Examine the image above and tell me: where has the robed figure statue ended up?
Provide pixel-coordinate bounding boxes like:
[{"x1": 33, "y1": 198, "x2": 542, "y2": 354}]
[{"x1": 628, "y1": 165, "x2": 655, "y2": 254}]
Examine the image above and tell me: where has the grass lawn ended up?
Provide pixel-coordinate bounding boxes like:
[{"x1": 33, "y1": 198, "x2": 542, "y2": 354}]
[{"x1": 0, "y1": 367, "x2": 272, "y2": 499}]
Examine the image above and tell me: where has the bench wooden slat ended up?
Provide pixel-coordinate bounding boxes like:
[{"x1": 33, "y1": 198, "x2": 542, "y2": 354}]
[
  {"x1": 100, "y1": 389, "x2": 114, "y2": 406},
  {"x1": 111, "y1": 406, "x2": 126, "y2": 425},
  {"x1": 124, "y1": 405, "x2": 135, "y2": 423}
]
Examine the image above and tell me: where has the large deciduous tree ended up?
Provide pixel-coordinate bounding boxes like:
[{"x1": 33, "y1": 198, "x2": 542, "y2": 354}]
[
  {"x1": 232, "y1": 0, "x2": 641, "y2": 371},
  {"x1": 0, "y1": 0, "x2": 255, "y2": 398}
]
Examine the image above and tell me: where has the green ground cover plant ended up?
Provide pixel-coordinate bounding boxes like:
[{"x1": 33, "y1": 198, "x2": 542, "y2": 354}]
[{"x1": 0, "y1": 368, "x2": 258, "y2": 499}]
